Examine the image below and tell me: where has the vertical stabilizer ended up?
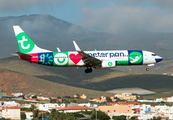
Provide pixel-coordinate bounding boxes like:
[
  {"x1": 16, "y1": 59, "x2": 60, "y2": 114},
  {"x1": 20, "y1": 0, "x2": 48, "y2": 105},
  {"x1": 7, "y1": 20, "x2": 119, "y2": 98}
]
[{"x1": 13, "y1": 26, "x2": 52, "y2": 54}]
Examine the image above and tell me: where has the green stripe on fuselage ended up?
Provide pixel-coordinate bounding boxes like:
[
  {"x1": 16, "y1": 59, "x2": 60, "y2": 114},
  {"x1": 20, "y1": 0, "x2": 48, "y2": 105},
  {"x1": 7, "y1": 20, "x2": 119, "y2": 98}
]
[{"x1": 117, "y1": 60, "x2": 128, "y2": 65}]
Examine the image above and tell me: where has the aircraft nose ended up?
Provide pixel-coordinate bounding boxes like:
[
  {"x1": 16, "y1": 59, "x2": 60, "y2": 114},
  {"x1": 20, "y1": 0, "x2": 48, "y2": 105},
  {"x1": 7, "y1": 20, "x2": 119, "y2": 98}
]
[{"x1": 155, "y1": 56, "x2": 163, "y2": 63}]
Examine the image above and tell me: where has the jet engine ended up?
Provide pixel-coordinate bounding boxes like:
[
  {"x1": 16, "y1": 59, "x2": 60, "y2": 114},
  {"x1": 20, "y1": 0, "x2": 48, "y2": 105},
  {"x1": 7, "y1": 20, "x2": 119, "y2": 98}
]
[{"x1": 101, "y1": 61, "x2": 116, "y2": 68}]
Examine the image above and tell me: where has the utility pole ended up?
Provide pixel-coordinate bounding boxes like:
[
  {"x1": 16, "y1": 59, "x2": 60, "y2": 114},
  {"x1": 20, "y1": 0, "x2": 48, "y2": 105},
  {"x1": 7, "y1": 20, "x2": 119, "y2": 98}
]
[
  {"x1": 1, "y1": 84, "x2": 4, "y2": 92},
  {"x1": 42, "y1": 111, "x2": 43, "y2": 120},
  {"x1": 96, "y1": 110, "x2": 97, "y2": 120}
]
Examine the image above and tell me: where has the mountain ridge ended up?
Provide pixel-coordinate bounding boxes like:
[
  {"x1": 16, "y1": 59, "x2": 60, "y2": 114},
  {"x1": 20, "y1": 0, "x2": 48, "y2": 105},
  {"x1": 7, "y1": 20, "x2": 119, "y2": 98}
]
[{"x1": 0, "y1": 14, "x2": 172, "y2": 60}]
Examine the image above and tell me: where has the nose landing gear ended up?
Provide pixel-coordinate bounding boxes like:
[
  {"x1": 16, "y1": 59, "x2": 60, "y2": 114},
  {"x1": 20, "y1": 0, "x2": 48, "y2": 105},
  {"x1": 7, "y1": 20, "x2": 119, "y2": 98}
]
[
  {"x1": 85, "y1": 67, "x2": 93, "y2": 73},
  {"x1": 146, "y1": 68, "x2": 149, "y2": 71}
]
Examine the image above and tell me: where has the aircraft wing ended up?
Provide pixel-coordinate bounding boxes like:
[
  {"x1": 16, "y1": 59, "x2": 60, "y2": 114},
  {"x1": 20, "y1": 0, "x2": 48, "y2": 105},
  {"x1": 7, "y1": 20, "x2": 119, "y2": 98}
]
[{"x1": 73, "y1": 41, "x2": 101, "y2": 65}]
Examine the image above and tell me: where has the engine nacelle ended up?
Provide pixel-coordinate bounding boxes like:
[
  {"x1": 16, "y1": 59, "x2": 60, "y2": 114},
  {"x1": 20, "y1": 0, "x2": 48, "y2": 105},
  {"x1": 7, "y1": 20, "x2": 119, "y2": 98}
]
[{"x1": 101, "y1": 61, "x2": 116, "y2": 68}]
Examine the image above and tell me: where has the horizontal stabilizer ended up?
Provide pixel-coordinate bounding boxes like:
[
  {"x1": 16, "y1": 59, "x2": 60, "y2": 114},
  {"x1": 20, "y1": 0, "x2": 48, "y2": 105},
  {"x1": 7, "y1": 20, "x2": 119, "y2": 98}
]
[
  {"x1": 11, "y1": 54, "x2": 18, "y2": 56},
  {"x1": 16, "y1": 52, "x2": 32, "y2": 57}
]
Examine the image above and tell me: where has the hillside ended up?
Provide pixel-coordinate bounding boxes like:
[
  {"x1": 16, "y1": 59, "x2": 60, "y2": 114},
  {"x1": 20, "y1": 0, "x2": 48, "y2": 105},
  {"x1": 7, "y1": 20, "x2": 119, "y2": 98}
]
[
  {"x1": 115, "y1": 59, "x2": 173, "y2": 74},
  {"x1": 0, "y1": 14, "x2": 173, "y2": 60},
  {"x1": 0, "y1": 57, "x2": 173, "y2": 99},
  {"x1": 0, "y1": 67, "x2": 115, "y2": 98}
]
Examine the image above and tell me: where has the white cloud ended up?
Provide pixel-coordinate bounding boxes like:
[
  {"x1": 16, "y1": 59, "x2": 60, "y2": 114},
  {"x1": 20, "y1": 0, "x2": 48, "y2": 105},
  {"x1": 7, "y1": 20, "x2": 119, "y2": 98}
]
[
  {"x1": 124, "y1": 0, "x2": 173, "y2": 8},
  {"x1": 77, "y1": 0, "x2": 105, "y2": 4},
  {"x1": 0, "y1": 0, "x2": 59, "y2": 12},
  {"x1": 1, "y1": 0, "x2": 173, "y2": 34},
  {"x1": 80, "y1": 2, "x2": 173, "y2": 34}
]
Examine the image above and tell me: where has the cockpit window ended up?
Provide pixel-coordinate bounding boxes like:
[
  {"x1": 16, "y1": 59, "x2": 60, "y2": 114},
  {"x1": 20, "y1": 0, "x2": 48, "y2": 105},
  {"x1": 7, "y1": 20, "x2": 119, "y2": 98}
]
[{"x1": 151, "y1": 54, "x2": 157, "y2": 56}]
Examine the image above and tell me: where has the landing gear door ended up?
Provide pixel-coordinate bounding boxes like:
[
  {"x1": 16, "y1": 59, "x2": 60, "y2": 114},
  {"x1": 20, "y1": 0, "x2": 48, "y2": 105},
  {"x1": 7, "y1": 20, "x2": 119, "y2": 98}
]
[{"x1": 144, "y1": 54, "x2": 148, "y2": 61}]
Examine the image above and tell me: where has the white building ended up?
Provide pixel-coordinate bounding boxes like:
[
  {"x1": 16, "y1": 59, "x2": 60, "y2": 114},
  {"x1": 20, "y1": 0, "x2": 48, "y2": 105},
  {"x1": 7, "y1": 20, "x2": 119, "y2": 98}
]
[
  {"x1": 167, "y1": 96, "x2": 173, "y2": 102},
  {"x1": 39, "y1": 103, "x2": 59, "y2": 111},
  {"x1": 78, "y1": 103, "x2": 91, "y2": 107},
  {"x1": 2, "y1": 101, "x2": 20, "y2": 107},
  {"x1": 137, "y1": 99, "x2": 154, "y2": 103},
  {"x1": 39, "y1": 103, "x2": 65, "y2": 111},
  {"x1": 2, "y1": 107, "x2": 20, "y2": 120},
  {"x1": 138, "y1": 113, "x2": 156, "y2": 120},
  {"x1": 155, "y1": 98, "x2": 164, "y2": 102},
  {"x1": 37, "y1": 96, "x2": 50, "y2": 100},
  {"x1": 101, "y1": 96, "x2": 106, "y2": 99},
  {"x1": 12, "y1": 93, "x2": 24, "y2": 97},
  {"x1": 57, "y1": 105, "x2": 93, "y2": 113},
  {"x1": 21, "y1": 104, "x2": 31, "y2": 108},
  {"x1": 21, "y1": 111, "x2": 33, "y2": 120},
  {"x1": 155, "y1": 105, "x2": 173, "y2": 114}
]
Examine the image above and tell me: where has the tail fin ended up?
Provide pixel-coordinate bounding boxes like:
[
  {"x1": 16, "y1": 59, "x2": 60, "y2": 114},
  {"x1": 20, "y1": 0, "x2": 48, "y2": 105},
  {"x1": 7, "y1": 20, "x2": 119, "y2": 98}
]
[{"x1": 13, "y1": 26, "x2": 52, "y2": 54}]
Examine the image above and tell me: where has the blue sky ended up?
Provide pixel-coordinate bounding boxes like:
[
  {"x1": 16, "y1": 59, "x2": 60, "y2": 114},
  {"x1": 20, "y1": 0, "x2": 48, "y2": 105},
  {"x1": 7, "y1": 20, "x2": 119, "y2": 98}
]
[{"x1": 0, "y1": 0, "x2": 173, "y2": 34}]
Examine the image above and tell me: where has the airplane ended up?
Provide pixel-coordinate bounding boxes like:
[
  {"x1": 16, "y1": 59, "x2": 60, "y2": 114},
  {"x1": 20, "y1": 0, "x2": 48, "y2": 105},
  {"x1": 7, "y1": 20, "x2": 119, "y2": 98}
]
[{"x1": 13, "y1": 26, "x2": 163, "y2": 73}]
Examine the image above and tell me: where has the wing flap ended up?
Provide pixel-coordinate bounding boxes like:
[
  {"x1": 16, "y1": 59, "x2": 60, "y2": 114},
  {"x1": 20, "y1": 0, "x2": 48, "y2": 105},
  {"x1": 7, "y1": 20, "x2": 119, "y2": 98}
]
[{"x1": 78, "y1": 51, "x2": 101, "y2": 64}]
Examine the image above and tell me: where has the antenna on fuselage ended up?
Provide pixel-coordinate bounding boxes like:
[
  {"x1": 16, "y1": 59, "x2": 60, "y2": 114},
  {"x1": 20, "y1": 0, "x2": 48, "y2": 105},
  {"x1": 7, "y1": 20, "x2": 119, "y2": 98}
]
[
  {"x1": 129, "y1": 66, "x2": 131, "y2": 73},
  {"x1": 57, "y1": 48, "x2": 61, "y2": 52}
]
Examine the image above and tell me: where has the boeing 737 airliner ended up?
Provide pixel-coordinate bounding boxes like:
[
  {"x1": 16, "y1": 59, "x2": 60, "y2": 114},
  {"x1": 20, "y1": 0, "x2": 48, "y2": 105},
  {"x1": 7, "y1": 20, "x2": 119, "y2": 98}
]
[{"x1": 13, "y1": 26, "x2": 163, "y2": 73}]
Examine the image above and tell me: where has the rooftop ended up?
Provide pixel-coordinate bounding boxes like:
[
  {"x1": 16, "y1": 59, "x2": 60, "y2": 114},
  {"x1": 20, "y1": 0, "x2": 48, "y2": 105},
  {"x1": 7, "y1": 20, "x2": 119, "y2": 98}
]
[{"x1": 57, "y1": 105, "x2": 93, "y2": 111}]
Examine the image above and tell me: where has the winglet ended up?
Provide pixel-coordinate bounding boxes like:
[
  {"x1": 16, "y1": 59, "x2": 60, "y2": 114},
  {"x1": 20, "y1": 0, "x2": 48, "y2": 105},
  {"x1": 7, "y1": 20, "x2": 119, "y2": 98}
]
[{"x1": 73, "y1": 41, "x2": 81, "y2": 51}]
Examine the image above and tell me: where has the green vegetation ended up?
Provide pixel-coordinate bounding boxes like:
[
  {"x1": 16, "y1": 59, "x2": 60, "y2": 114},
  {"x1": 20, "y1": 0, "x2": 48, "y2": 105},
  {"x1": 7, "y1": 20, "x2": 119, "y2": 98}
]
[
  {"x1": 106, "y1": 97, "x2": 112, "y2": 102},
  {"x1": 33, "y1": 109, "x2": 85, "y2": 120},
  {"x1": 21, "y1": 108, "x2": 110, "y2": 120},
  {"x1": 90, "y1": 110, "x2": 110, "y2": 120},
  {"x1": 63, "y1": 96, "x2": 71, "y2": 98},
  {"x1": 31, "y1": 104, "x2": 37, "y2": 111},
  {"x1": 21, "y1": 108, "x2": 32, "y2": 111},
  {"x1": 21, "y1": 104, "x2": 36, "y2": 112},
  {"x1": 33, "y1": 109, "x2": 40, "y2": 119},
  {"x1": 114, "y1": 97, "x2": 126, "y2": 102},
  {"x1": 113, "y1": 115, "x2": 126, "y2": 120},
  {"x1": 130, "y1": 117, "x2": 137, "y2": 120},
  {"x1": 148, "y1": 116, "x2": 162, "y2": 120},
  {"x1": 113, "y1": 116, "x2": 138, "y2": 120}
]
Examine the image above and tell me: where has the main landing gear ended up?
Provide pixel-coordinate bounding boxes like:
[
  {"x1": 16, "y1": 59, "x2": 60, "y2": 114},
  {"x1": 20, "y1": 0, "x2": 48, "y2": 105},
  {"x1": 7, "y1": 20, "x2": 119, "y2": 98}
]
[
  {"x1": 85, "y1": 67, "x2": 93, "y2": 73},
  {"x1": 146, "y1": 68, "x2": 149, "y2": 71}
]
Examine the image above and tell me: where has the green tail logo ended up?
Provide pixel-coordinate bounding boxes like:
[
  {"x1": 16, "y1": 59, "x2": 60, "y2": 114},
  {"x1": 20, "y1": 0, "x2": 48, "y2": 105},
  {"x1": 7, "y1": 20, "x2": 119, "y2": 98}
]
[
  {"x1": 13, "y1": 26, "x2": 35, "y2": 53},
  {"x1": 16, "y1": 32, "x2": 35, "y2": 53},
  {"x1": 14, "y1": 26, "x2": 52, "y2": 54}
]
